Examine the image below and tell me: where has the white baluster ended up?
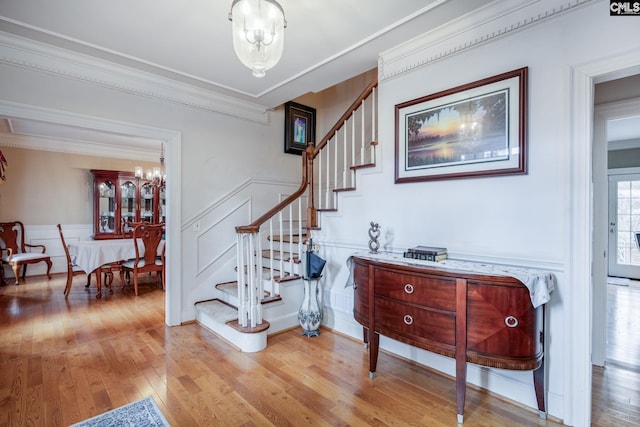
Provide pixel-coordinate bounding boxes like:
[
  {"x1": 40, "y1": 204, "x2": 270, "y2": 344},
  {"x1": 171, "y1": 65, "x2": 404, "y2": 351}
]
[
  {"x1": 361, "y1": 99, "x2": 366, "y2": 166},
  {"x1": 326, "y1": 137, "x2": 331, "y2": 209},
  {"x1": 351, "y1": 112, "x2": 355, "y2": 186},
  {"x1": 318, "y1": 149, "x2": 323, "y2": 210},
  {"x1": 269, "y1": 219, "x2": 274, "y2": 282},
  {"x1": 298, "y1": 198, "x2": 303, "y2": 279},
  {"x1": 371, "y1": 87, "x2": 376, "y2": 164},
  {"x1": 255, "y1": 233, "x2": 263, "y2": 324},
  {"x1": 343, "y1": 123, "x2": 347, "y2": 187},
  {"x1": 278, "y1": 210, "x2": 284, "y2": 279}
]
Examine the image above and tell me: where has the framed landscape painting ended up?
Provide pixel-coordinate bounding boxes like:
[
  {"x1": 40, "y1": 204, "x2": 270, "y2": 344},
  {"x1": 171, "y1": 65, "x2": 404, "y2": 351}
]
[
  {"x1": 284, "y1": 101, "x2": 316, "y2": 155},
  {"x1": 395, "y1": 67, "x2": 527, "y2": 183}
]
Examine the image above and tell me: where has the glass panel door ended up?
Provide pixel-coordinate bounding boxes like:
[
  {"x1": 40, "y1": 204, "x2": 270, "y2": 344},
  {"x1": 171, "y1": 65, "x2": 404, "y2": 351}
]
[
  {"x1": 608, "y1": 174, "x2": 640, "y2": 279},
  {"x1": 121, "y1": 180, "x2": 138, "y2": 226},
  {"x1": 140, "y1": 182, "x2": 155, "y2": 223},
  {"x1": 98, "y1": 179, "x2": 116, "y2": 233}
]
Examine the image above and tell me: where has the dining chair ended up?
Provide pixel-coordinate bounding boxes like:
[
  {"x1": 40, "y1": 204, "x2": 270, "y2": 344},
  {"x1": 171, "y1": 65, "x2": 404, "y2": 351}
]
[
  {"x1": 122, "y1": 220, "x2": 146, "y2": 238},
  {"x1": 57, "y1": 224, "x2": 87, "y2": 297},
  {"x1": 120, "y1": 223, "x2": 165, "y2": 296},
  {"x1": 0, "y1": 221, "x2": 52, "y2": 285}
]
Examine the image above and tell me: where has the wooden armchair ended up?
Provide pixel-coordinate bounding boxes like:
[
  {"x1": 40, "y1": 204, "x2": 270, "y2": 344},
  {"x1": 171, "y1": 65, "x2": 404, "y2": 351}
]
[
  {"x1": 120, "y1": 223, "x2": 165, "y2": 296},
  {"x1": 0, "y1": 221, "x2": 52, "y2": 285}
]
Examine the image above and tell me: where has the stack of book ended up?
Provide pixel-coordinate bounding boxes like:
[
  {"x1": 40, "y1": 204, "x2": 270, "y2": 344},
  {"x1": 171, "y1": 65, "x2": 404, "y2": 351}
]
[{"x1": 403, "y1": 245, "x2": 447, "y2": 261}]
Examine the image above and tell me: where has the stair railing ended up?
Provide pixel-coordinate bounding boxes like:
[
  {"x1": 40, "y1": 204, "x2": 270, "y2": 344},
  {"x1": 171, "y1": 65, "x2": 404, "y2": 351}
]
[{"x1": 234, "y1": 78, "x2": 378, "y2": 329}]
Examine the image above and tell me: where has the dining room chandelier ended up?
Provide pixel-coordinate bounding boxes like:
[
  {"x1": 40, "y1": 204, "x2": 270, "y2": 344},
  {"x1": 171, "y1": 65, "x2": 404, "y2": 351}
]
[
  {"x1": 228, "y1": 0, "x2": 287, "y2": 78},
  {"x1": 135, "y1": 142, "x2": 165, "y2": 187}
]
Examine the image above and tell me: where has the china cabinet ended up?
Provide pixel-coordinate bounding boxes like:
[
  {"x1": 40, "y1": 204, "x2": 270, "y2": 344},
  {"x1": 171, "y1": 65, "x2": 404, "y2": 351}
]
[{"x1": 91, "y1": 170, "x2": 165, "y2": 239}]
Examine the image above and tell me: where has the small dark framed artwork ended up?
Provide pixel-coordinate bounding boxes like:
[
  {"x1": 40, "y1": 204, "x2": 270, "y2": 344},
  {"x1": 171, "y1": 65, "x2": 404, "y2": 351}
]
[{"x1": 284, "y1": 101, "x2": 316, "y2": 155}]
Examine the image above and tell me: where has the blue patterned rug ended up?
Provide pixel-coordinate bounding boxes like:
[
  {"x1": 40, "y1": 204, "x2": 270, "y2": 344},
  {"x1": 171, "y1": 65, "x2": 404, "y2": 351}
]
[{"x1": 70, "y1": 396, "x2": 170, "y2": 426}]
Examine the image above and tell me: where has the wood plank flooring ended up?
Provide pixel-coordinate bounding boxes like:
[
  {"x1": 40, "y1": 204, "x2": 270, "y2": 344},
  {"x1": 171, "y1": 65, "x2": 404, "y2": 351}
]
[
  {"x1": 607, "y1": 281, "x2": 640, "y2": 369},
  {"x1": 0, "y1": 273, "x2": 635, "y2": 426}
]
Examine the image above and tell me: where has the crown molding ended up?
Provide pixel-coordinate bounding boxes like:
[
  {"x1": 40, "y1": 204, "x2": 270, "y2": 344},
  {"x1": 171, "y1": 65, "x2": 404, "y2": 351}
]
[
  {"x1": 0, "y1": 131, "x2": 160, "y2": 161},
  {"x1": 0, "y1": 31, "x2": 271, "y2": 124},
  {"x1": 0, "y1": 99, "x2": 176, "y2": 161},
  {"x1": 379, "y1": 0, "x2": 594, "y2": 81}
]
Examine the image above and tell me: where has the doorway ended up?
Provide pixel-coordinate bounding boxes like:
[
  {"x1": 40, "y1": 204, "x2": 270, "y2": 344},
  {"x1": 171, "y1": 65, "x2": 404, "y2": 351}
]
[{"x1": 0, "y1": 99, "x2": 182, "y2": 327}]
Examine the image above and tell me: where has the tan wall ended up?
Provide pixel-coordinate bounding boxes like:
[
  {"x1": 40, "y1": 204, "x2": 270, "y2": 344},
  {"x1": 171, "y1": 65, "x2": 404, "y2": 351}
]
[{"x1": 0, "y1": 145, "x2": 157, "y2": 225}]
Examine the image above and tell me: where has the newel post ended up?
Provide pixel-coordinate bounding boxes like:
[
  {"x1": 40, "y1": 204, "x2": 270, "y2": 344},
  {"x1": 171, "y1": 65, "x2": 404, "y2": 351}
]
[{"x1": 306, "y1": 143, "x2": 317, "y2": 229}]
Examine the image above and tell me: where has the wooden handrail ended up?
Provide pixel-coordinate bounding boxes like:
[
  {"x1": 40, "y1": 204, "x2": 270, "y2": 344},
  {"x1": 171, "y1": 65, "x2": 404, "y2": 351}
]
[
  {"x1": 235, "y1": 77, "x2": 378, "y2": 234},
  {"x1": 235, "y1": 144, "x2": 313, "y2": 234},
  {"x1": 313, "y1": 77, "x2": 378, "y2": 156}
]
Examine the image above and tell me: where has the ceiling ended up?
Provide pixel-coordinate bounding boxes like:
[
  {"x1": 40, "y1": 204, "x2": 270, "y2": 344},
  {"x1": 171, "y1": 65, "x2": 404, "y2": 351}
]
[
  {"x1": 0, "y1": 0, "x2": 494, "y2": 108},
  {"x1": 0, "y1": 0, "x2": 638, "y2": 157}
]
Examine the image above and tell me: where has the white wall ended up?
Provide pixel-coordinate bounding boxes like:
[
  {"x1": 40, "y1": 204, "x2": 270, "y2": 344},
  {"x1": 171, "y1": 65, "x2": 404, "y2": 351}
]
[{"x1": 314, "y1": 1, "x2": 640, "y2": 425}]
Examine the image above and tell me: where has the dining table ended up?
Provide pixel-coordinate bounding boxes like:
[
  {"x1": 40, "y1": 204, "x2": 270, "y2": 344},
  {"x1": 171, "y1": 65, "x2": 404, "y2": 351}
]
[{"x1": 68, "y1": 238, "x2": 164, "y2": 298}]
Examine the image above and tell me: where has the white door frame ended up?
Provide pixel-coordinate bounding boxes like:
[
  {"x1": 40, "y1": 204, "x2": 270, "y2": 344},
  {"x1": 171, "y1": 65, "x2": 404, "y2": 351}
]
[
  {"x1": 572, "y1": 51, "x2": 640, "y2": 426},
  {"x1": 592, "y1": 99, "x2": 640, "y2": 366},
  {"x1": 0, "y1": 100, "x2": 183, "y2": 326}
]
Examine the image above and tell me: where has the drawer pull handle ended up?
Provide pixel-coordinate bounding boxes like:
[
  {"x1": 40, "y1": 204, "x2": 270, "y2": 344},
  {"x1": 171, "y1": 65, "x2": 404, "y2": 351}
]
[
  {"x1": 404, "y1": 315, "x2": 414, "y2": 325},
  {"x1": 404, "y1": 284, "x2": 414, "y2": 294},
  {"x1": 505, "y1": 316, "x2": 519, "y2": 328}
]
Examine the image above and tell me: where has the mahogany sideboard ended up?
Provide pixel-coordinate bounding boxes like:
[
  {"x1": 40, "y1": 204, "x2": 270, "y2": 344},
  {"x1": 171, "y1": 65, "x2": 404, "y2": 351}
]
[{"x1": 350, "y1": 253, "x2": 553, "y2": 423}]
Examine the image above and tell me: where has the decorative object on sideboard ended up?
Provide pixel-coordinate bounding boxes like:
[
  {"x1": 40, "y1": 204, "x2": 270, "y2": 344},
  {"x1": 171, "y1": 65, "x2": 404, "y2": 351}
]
[
  {"x1": 284, "y1": 101, "x2": 316, "y2": 155},
  {"x1": 403, "y1": 245, "x2": 447, "y2": 261},
  {"x1": 228, "y1": 0, "x2": 287, "y2": 78},
  {"x1": 395, "y1": 67, "x2": 528, "y2": 183},
  {"x1": 368, "y1": 222, "x2": 381, "y2": 253}
]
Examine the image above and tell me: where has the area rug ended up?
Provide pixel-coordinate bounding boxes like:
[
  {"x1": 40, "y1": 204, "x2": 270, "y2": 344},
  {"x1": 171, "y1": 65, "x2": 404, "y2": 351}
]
[{"x1": 70, "y1": 396, "x2": 170, "y2": 426}]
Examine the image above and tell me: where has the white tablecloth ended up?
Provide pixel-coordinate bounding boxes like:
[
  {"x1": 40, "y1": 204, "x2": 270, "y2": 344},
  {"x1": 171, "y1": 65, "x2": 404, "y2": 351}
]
[
  {"x1": 68, "y1": 239, "x2": 164, "y2": 274},
  {"x1": 346, "y1": 252, "x2": 555, "y2": 308}
]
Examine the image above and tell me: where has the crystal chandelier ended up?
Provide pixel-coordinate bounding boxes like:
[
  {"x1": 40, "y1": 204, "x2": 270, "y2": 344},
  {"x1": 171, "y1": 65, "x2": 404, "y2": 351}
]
[
  {"x1": 135, "y1": 142, "x2": 166, "y2": 187},
  {"x1": 228, "y1": 0, "x2": 287, "y2": 78}
]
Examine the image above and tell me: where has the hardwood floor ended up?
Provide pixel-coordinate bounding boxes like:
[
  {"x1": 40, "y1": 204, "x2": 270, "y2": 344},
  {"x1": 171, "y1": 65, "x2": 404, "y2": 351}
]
[
  {"x1": 606, "y1": 281, "x2": 640, "y2": 369},
  {"x1": 0, "y1": 274, "x2": 634, "y2": 426}
]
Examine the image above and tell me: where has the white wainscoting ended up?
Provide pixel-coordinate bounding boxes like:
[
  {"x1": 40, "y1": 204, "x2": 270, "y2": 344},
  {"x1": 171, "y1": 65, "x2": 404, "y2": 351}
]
[{"x1": 2, "y1": 223, "x2": 93, "y2": 281}]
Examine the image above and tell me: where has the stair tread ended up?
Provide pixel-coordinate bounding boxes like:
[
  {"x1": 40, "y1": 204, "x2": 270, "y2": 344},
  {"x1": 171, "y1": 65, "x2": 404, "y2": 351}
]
[
  {"x1": 260, "y1": 249, "x2": 301, "y2": 262},
  {"x1": 268, "y1": 234, "x2": 308, "y2": 243},
  {"x1": 195, "y1": 299, "x2": 237, "y2": 323}
]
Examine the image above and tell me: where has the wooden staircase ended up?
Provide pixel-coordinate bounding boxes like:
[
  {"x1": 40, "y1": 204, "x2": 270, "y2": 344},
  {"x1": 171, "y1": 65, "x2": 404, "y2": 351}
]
[{"x1": 195, "y1": 78, "x2": 378, "y2": 352}]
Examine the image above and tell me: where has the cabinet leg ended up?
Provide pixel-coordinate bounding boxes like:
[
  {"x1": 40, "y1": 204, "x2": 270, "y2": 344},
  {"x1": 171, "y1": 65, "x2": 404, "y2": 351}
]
[
  {"x1": 533, "y1": 358, "x2": 546, "y2": 419},
  {"x1": 369, "y1": 331, "x2": 379, "y2": 379},
  {"x1": 363, "y1": 326, "x2": 369, "y2": 349},
  {"x1": 455, "y1": 278, "x2": 468, "y2": 423}
]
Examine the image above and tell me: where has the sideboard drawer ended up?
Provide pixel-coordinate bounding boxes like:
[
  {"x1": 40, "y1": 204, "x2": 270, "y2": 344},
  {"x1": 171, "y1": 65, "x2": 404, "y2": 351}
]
[
  {"x1": 374, "y1": 297, "x2": 455, "y2": 347},
  {"x1": 374, "y1": 268, "x2": 456, "y2": 311}
]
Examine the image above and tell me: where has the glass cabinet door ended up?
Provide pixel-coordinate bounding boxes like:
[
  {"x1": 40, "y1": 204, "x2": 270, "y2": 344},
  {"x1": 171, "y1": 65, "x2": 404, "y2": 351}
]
[
  {"x1": 120, "y1": 180, "x2": 137, "y2": 225},
  {"x1": 98, "y1": 179, "x2": 116, "y2": 233},
  {"x1": 140, "y1": 182, "x2": 155, "y2": 223}
]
